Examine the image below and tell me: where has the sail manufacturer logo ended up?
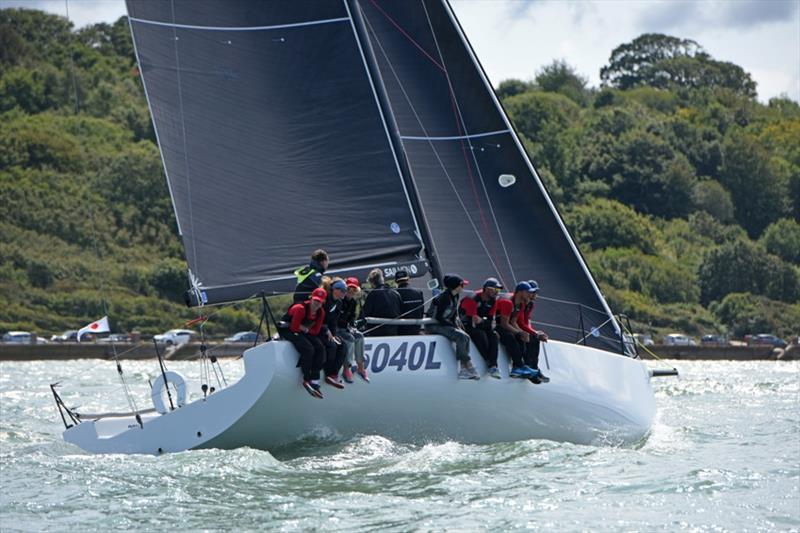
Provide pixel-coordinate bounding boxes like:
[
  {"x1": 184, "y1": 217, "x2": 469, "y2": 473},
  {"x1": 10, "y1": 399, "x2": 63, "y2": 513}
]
[{"x1": 363, "y1": 340, "x2": 440, "y2": 374}]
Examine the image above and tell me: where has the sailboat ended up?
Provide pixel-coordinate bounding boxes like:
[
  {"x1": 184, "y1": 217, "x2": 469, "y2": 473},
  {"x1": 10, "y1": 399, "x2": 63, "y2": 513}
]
[{"x1": 60, "y1": 0, "x2": 672, "y2": 454}]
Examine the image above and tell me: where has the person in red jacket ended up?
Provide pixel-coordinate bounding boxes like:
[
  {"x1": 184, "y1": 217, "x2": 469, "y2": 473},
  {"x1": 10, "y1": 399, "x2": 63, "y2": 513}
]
[
  {"x1": 459, "y1": 277, "x2": 502, "y2": 379},
  {"x1": 278, "y1": 287, "x2": 328, "y2": 398},
  {"x1": 522, "y1": 280, "x2": 550, "y2": 383},
  {"x1": 494, "y1": 281, "x2": 545, "y2": 381}
]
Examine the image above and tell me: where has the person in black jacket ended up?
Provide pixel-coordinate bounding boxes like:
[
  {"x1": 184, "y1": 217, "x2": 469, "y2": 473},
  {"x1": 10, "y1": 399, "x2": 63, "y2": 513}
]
[
  {"x1": 459, "y1": 277, "x2": 502, "y2": 379},
  {"x1": 361, "y1": 268, "x2": 402, "y2": 337},
  {"x1": 321, "y1": 277, "x2": 347, "y2": 389},
  {"x1": 425, "y1": 273, "x2": 479, "y2": 380},
  {"x1": 394, "y1": 269, "x2": 424, "y2": 335},
  {"x1": 292, "y1": 249, "x2": 328, "y2": 304}
]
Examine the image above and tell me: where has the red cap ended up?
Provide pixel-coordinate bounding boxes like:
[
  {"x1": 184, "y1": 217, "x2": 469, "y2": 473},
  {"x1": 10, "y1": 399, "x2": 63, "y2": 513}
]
[
  {"x1": 311, "y1": 287, "x2": 327, "y2": 302},
  {"x1": 345, "y1": 277, "x2": 360, "y2": 289}
]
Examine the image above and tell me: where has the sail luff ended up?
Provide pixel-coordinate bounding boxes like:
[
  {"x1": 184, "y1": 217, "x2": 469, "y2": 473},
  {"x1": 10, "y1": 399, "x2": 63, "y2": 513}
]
[
  {"x1": 346, "y1": 0, "x2": 444, "y2": 283},
  {"x1": 440, "y1": 0, "x2": 622, "y2": 339}
]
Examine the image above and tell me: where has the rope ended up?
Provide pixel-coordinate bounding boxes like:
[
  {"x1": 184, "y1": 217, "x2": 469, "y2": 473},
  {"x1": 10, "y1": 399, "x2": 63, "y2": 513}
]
[{"x1": 617, "y1": 320, "x2": 678, "y2": 372}]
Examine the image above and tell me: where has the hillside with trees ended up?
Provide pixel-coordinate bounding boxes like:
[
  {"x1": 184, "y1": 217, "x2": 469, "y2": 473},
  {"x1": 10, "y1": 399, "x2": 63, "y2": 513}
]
[{"x1": 1, "y1": 10, "x2": 798, "y2": 339}]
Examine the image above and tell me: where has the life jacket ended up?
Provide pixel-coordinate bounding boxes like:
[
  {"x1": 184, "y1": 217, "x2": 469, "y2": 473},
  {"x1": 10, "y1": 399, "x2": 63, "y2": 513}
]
[
  {"x1": 281, "y1": 301, "x2": 318, "y2": 329},
  {"x1": 460, "y1": 290, "x2": 497, "y2": 329}
]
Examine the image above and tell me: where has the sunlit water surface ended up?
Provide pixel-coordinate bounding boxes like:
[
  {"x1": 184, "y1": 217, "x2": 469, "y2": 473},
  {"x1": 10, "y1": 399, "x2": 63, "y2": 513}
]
[{"x1": 1, "y1": 358, "x2": 798, "y2": 531}]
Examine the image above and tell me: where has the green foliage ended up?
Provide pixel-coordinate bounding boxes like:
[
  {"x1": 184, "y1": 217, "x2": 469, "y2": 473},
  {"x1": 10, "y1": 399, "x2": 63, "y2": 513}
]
[
  {"x1": 600, "y1": 33, "x2": 756, "y2": 97},
  {"x1": 719, "y1": 130, "x2": 790, "y2": 237},
  {"x1": 534, "y1": 59, "x2": 590, "y2": 106},
  {"x1": 760, "y1": 219, "x2": 800, "y2": 265},
  {"x1": 565, "y1": 199, "x2": 657, "y2": 253},
  {"x1": 496, "y1": 78, "x2": 532, "y2": 99},
  {"x1": 588, "y1": 248, "x2": 698, "y2": 304},
  {"x1": 692, "y1": 179, "x2": 734, "y2": 222},
  {"x1": 712, "y1": 293, "x2": 800, "y2": 339},
  {"x1": 698, "y1": 239, "x2": 800, "y2": 305}
]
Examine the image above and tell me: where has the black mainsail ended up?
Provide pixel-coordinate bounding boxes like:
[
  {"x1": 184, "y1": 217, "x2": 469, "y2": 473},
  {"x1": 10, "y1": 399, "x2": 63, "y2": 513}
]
[
  {"x1": 354, "y1": 0, "x2": 622, "y2": 352},
  {"x1": 126, "y1": 0, "x2": 427, "y2": 305},
  {"x1": 127, "y1": 0, "x2": 624, "y2": 353}
]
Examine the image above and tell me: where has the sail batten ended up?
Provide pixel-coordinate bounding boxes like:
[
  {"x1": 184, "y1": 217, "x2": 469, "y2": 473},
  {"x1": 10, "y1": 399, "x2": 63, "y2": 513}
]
[{"x1": 127, "y1": 16, "x2": 350, "y2": 32}]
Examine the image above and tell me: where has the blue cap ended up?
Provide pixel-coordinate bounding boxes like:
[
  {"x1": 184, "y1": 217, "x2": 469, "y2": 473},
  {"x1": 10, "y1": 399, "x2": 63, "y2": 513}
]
[
  {"x1": 527, "y1": 280, "x2": 540, "y2": 293},
  {"x1": 514, "y1": 281, "x2": 535, "y2": 293},
  {"x1": 331, "y1": 279, "x2": 347, "y2": 292},
  {"x1": 483, "y1": 277, "x2": 503, "y2": 289}
]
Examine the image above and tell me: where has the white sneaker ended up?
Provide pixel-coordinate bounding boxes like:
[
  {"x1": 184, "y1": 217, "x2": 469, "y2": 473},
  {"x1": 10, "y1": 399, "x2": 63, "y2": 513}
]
[{"x1": 458, "y1": 364, "x2": 480, "y2": 380}]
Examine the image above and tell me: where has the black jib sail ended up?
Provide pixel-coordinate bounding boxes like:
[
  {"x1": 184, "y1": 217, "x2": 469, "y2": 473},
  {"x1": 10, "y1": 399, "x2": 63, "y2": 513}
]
[
  {"x1": 353, "y1": 0, "x2": 623, "y2": 352},
  {"x1": 126, "y1": 0, "x2": 427, "y2": 305}
]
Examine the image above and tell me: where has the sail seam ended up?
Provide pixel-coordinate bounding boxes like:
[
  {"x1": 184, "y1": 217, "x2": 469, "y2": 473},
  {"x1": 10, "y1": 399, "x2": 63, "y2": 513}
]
[
  {"x1": 127, "y1": 16, "x2": 351, "y2": 32},
  {"x1": 361, "y1": 8, "x2": 505, "y2": 279},
  {"x1": 400, "y1": 129, "x2": 510, "y2": 141}
]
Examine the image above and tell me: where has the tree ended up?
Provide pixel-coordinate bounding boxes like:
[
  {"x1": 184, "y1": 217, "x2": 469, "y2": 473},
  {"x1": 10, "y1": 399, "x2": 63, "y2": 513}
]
[
  {"x1": 496, "y1": 79, "x2": 531, "y2": 99},
  {"x1": 712, "y1": 292, "x2": 800, "y2": 339},
  {"x1": 564, "y1": 198, "x2": 658, "y2": 253},
  {"x1": 760, "y1": 219, "x2": 800, "y2": 265},
  {"x1": 692, "y1": 179, "x2": 734, "y2": 222},
  {"x1": 699, "y1": 239, "x2": 800, "y2": 305},
  {"x1": 601, "y1": 34, "x2": 703, "y2": 90},
  {"x1": 600, "y1": 33, "x2": 756, "y2": 98},
  {"x1": 719, "y1": 131, "x2": 790, "y2": 237},
  {"x1": 534, "y1": 60, "x2": 590, "y2": 105}
]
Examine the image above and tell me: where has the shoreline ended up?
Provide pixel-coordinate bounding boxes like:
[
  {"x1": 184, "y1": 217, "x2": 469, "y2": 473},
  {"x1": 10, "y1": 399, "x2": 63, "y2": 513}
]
[{"x1": 1, "y1": 342, "x2": 797, "y2": 361}]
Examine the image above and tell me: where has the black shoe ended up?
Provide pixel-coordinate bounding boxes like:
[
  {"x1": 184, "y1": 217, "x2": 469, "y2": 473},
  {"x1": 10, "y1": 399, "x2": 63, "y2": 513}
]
[
  {"x1": 528, "y1": 376, "x2": 542, "y2": 384},
  {"x1": 538, "y1": 372, "x2": 550, "y2": 383}
]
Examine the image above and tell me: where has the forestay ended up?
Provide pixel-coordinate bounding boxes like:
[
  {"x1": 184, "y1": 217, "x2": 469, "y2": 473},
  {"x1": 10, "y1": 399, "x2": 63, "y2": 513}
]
[
  {"x1": 355, "y1": 0, "x2": 623, "y2": 352},
  {"x1": 126, "y1": 0, "x2": 425, "y2": 305}
]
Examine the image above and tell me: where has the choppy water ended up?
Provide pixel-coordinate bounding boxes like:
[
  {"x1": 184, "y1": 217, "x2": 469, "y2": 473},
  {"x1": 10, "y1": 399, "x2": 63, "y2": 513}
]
[{"x1": 0, "y1": 358, "x2": 798, "y2": 531}]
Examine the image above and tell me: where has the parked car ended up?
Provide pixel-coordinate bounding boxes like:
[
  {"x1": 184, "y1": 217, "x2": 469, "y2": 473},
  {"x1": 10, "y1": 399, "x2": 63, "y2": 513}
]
[
  {"x1": 153, "y1": 329, "x2": 195, "y2": 346},
  {"x1": 701, "y1": 334, "x2": 727, "y2": 345},
  {"x1": 663, "y1": 333, "x2": 696, "y2": 346},
  {"x1": 50, "y1": 330, "x2": 93, "y2": 342},
  {"x1": 2, "y1": 331, "x2": 47, "y2": 344},
  {"x1": 224, "y1": 331, "x2": 258, "y2": 343},
  {"x1": 633, "y1": 333, "x2": 654, "y2": 347},
  {"x1": 96, "y1": 333, "x2": 133, "y2": 343},
  {"x1": 747, "y1": 334, "x2": 787, "y2": 348}
]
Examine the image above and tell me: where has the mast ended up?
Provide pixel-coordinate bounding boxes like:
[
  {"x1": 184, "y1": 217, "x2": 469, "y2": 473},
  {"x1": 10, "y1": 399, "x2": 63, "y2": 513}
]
[{"x1": 345, "y1": 0, "x2": 444, "y2": 285}]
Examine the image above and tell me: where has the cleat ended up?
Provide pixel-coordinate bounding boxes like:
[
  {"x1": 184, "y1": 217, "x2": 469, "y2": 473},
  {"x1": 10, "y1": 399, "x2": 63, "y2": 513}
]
[
  {"x1": 342, "y1": 366, "x2": 354, "y2": 384},
  {"x1": 356, "y1": 367, "x2": 370, "y2": 383},
  {"x1": 303, "y1": 380, "x2": 324, "y2": 399},
  {"x1": 487, "y1": 366, "x2": 501, "y2": 379},
  {"x1": 325, "y1": 375, "x2": 345, "y2": 389}
]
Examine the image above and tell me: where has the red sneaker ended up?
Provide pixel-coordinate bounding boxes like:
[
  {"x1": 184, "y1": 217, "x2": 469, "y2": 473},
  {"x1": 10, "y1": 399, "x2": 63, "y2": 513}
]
[
  {"x1": 356, "y1": 367, "x2": 370, "y2": 383},
  {"x1": 342, "y1": 366, "x2": 354, "y2": 383},
  {"x1": 325, "y1": 374, "x2": 345, "y2": 389}
]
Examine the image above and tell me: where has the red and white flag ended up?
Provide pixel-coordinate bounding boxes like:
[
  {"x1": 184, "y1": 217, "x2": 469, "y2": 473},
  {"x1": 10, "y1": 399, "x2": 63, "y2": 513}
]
[{"x1": 77, "y1": 316, "x2": 110, "y2": 342}]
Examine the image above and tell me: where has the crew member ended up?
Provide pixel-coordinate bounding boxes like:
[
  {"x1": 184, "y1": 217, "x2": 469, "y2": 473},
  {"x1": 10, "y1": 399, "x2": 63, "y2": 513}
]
[
  {"x1": 361, "y1": 269, "x2": 402, "y2": 337},
  {"x1": 394, "y1": 269, "x2": 424, "y2": 335},
  {"x1": 292, "y1": 249, "x2": 329, "y2": 304},
  {"x1": 522, "y1": 280, "x2": 550, "y2": 383},
  {"x1": 426, "y1": 274, "x2": 479, "y2": 380},
  {"x1": 321, "y1": 278, "x2": 347, "y2": 389},
  {"x1": 278, "y1": 287, "x2": 328, "y2": 398},
  {"x1": 337, "y1": 277, "x2": 368, "y2": 383},
  {"x1": 494, "y1": 282, "x2": 540, "y2": 380},
  {"x1": 460, "y1": 277, "x2": 502, "y2": 379}
]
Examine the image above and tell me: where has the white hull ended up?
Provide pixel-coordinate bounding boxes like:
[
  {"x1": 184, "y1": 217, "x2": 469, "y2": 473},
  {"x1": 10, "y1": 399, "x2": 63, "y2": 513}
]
[{"x1": 63, "y1": 336, "x2": 656, "y2": 454}]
